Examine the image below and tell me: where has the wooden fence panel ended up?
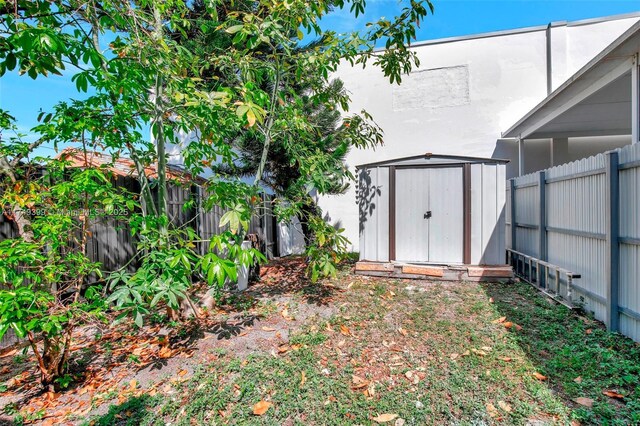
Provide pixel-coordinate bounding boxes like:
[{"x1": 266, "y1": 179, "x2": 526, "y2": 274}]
[{"x1": 0, "y1": 179, "x2": 281, "y2": 350}]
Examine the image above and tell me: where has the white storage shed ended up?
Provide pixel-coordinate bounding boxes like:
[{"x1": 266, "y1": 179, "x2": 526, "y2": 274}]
[{"x1": 357, "y1": 153, "x2": 508, "y2": 266}]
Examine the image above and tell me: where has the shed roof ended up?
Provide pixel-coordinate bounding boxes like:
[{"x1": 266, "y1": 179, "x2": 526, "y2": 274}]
[
  {"x1": 502, "y1": 20, "x2": 640, "y2": 139},
  {"x1": 355, "y1": 153, "x2": 509, "y2": 169}
]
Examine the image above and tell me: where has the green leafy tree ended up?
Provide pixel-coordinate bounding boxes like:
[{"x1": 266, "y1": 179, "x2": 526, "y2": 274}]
[
  {"x1": 0, "y1": 0, "x2": 433, "y2": 385},
  {"x1": 0, "y1": 113, "x2": 134, "y2": 389},
  {"x1": 170, "y1": 0, "x2": 432, "y2": 277}
]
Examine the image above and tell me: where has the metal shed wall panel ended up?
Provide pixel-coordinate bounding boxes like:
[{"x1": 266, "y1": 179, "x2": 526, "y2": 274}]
[
  {"x1": 358, "y1": 167, "x2": 389, "y2": 262},
  {"x1": 358, "y1": 157, "x2": 507, "y2": 265},
  {"x1": 470, "y1": 163, "x2": 507, "y2": 265}
]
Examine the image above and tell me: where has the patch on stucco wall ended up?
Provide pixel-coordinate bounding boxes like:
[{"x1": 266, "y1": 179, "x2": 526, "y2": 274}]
[{"x1": 392, "y1": 65, "x2": 470, "y2": 111}]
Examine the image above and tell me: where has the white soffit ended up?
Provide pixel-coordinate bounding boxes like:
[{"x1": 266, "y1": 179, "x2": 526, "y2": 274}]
[{"x1": 503, "y1": 21, "x2": 640, "y2": 139}]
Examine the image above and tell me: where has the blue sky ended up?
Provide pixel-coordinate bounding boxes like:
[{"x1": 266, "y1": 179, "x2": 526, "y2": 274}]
[
  {"x1": 1, "y1": 0, "x2": 639, "y2": 157},
  {"x1": 322, "y1": 0, "x2": 640, "y2": 41}
]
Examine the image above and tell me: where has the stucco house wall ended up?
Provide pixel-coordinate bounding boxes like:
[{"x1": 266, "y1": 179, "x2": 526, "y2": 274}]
[{"x1": 318, "y1": 13, "x2": 640, "y2": 252}]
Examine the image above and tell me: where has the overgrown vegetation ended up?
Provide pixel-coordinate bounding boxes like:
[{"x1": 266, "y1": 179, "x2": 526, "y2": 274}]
[
  {"x1": 0, "y1": 0, "x2": 433, "y2": 387},
  {"x1": 0, "y1": 136, "x2": 132, "y2": 389}
]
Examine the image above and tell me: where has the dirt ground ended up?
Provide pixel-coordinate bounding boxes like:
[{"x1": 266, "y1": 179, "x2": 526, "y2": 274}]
[
  {"x1": 0, "y1": 258, "x2": 339, "y2": 425},
  {"x1": 1, "y1": 257, "x2": 638, "y2": 425}
]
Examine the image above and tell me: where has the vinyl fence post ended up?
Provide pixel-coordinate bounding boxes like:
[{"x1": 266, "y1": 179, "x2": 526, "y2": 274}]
[
  {"x1": 538, "y1": 171, "x2": 547, "y2": 288},
  {"x1": 510, "y1": 179, "x2": 517, "y2": 252},
  {"x1": 538, "y1": 171, "x2": 547, "y2": 260},
  {"x1": 605, "y1": 151, "x2": 620, "y2": 332}
]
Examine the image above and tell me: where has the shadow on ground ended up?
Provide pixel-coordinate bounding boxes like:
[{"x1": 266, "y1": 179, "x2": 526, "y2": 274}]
[
  {"x1": 247, "y1": 256, "x2": 341, "y2": 306},
  {"x1": 86, "y1": 395, "x2": 156, "y2": 426},
  {"x1": 482, "y1": 281, "x2": 640, "y2": 424}
]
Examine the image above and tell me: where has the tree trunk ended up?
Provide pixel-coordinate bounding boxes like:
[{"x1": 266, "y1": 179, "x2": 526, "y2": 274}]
[
  {"x1": 152, "y1": 5, "x2": 168, "y2": 236},
  {"x1": 254, "y1": 62, "x2": 281, "y2": 186},
  {"x1": 154, "y1": 76, "x2": 168, "y2": 221},
  {"x1": 0, "y1": 156, "x2": 34, "y2": 242},
  {"x1": 28, "y1": 332, "x2": 71, "y2": 391}
]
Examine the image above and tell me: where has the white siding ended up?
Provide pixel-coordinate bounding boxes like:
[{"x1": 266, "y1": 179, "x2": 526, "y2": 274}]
[
  {"x1": 358, "y1": 167, "x2": 389, "y2": 262},
  {"x1": 359, "y1": 161, "x2": 506, "y2": 265},
  {"x1": 471, "y1": 164, "x2": 507, "y2": 265}
]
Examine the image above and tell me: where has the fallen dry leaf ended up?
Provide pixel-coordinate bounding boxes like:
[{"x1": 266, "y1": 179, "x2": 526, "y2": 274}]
[
  {"x1": 514, "y1": 324, "x2": 523, "y2": 331},
  {"x1": 586, "y1": 328, "x2": 592, "y2": 334},
  {"x1": 574, "y1": 397, "x2": 594, "y2": 407},
  {"x1": 352, "y1": 381, "x2": 369, "y2": 390},
  {"x1": 397, "y1": 328, "x2": 408, "y2": 337},
  {"x1": 367, "y1": 381, "x2": 376, "y2": 396},
  {"x1": 129, "y1": 379, "x2": 137, "y2": 391},
  {"x1": 450, "y1": 353, "x2": 459, "y2": 360},
  {"x1": 281, "y1": 308, "x2": 294, "y2": 321},
  {"x1": 261, "y1": 326, "x2": 276, "y2": 332},
  {"x1": 532, "y1": 372, "x2": 547, "y2": 381},
  {"x1": 405, "y1": 370, "x2": 420, "y2": 384},
  {"x1": 340, "y1": 325, "x2": 351, "y2": 336},
  {"x1": 574, "y1": 376, "x2": 582, "y2": 384},
  {"x1": 498, "y1": 356, "x2": 512, "y2": 362},
  {"x1": 492, "y1": 316, "x2": 507, "y2": 324},
  {"x1": 372, "y1": 413, "x2": 398, "y2": 423},
  {"x1": 158, "y1": 346, "x2": 172, "y2": 358},
  {"x1": 603, "y1": 390, "x2": 624, "y2": 399},
  {"x1": 277, "y1": 344, "x2": 290, "y2": 354},
  {"x1": 252, "y1": 400, "x2": 272, "y2": 415},
  {"x1": 486, "y1": 403, "x2": 499, "y2": 418},
  {"x1": 178, "y1": 369, "x2": 188, "y2": 377},
  {"x1": 300, "y1": 371, "x2": 306, "y2": 387},
  {"x1": 45, "y1": 391, "x2": 60, "y2": 401},
  {"x1": 351, "y1": 375, "x2": 369, "y2": 389},
  {"x1": 498, "y1": 401, "x2": 512, "y2": 413}
]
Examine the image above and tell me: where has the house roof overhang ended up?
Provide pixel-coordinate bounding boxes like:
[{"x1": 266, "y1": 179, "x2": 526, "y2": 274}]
[{"x1": 502, "y1": 21, "x2": 640, "y2": 140}]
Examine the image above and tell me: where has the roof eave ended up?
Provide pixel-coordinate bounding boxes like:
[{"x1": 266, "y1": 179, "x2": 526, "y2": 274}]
[{"x1": 502, "y1": 20, "x2": 640, "y2": 139}]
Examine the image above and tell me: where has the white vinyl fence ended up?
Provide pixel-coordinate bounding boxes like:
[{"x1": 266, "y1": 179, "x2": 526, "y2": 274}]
[{"x1": 507, "y1": 143, "x2": 640, "y2": 342}]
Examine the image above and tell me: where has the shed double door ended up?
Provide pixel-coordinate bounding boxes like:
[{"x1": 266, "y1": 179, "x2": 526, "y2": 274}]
[{"x1": 395, "y1": 167, "x2": 464, "y2": 264}]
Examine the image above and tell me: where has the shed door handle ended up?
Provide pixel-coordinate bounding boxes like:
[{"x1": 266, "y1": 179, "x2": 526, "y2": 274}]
[{"x1": 424, "y1": 211, "x2": 432, "y2": 219}]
